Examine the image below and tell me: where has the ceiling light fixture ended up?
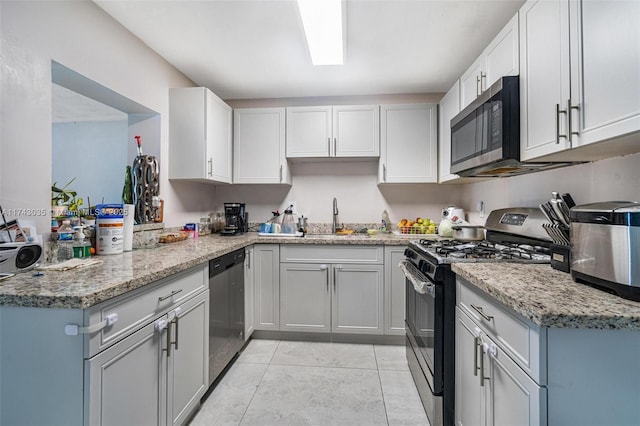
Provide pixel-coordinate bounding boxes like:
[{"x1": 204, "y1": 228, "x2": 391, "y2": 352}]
[{"x1": 297, "y1": 0, "x2": 345, "y2": 65}]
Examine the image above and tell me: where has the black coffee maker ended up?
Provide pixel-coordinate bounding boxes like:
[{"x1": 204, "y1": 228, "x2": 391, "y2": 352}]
[{"x1": 221, "y1": 203, "x2": 248, "y2": 236}]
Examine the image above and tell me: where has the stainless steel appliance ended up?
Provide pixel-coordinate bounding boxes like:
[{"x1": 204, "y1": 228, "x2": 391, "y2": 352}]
[
  {"x1": 450, "y1": 76, "x2": 575, "y2": 177},
  {"x1": 221, "y1": 203, "x2": 247, "y2": 236},
  {"x1": 208, "y1": 249, "x2": 245, "y2": 386},
  {"x1": 401, "y1": 207, "x2": 552, "y2": 426},
  {"x1": 570, "y1": 201, "x2": 640, "y2": 301}
]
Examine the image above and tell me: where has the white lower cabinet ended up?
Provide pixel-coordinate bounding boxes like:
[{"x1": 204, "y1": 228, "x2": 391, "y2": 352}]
[
  {"x1": 253, "y1": 244, "x2": 280, "y2": 330},
  {"x1": 279, "y1": 262, "x2": 384, "y2": 335},
  {"x1": 86, "y1": 280, "x2": 209, "y2": 426},
  {"x1": 244, "y1": 245, "x2": 255, "y2": 340},
  {"x1": 275, "y1": 245, "x2": 385, "y2": 335},
  {"x1": 383, "y1": 246, "x2": 406, "y2": 335},
  {"x1": 280, "y1": 263, "x2": 332, "y2": 332},
  {"x1": 455, "y1": 306, "x2": 546, "y2": 426}
]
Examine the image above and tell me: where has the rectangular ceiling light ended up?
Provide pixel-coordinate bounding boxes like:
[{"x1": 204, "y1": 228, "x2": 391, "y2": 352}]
[{"x1": 297, "y1": 0, "x2": 344, "y2": 65}]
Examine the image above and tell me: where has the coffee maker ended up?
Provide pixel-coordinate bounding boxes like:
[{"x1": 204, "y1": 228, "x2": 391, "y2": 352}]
[{"x1": 221, "y1": 203, "x2": 248, "y2": 236}]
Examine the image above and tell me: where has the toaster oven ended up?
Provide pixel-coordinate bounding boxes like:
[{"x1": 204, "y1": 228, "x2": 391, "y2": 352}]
[{"x1": 570, "y1": 201, "x2": 640, "y2": 301}]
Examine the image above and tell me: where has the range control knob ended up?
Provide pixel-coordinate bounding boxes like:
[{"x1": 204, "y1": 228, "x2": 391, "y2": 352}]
[
  {"x1": 404, "y1": 249, "x2": 417, "y2": 259},
  {"x1": 418, "y1": 260, "x2": 432, "y2": 275}
]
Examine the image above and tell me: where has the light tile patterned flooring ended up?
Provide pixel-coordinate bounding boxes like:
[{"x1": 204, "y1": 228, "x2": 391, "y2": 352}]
[{"x1": 189, "y1": 339, "x2": 429, "y2": 426}]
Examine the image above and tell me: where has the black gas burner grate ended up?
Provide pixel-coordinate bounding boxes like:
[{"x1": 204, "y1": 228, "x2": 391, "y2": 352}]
[{"x1": 416, "y1": 239, "x2": 550, "y2": 260}]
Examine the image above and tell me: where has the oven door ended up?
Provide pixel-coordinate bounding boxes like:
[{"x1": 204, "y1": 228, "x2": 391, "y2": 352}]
[{"x1": 400, "y1": 260, "x2": 444, "y2": 394}]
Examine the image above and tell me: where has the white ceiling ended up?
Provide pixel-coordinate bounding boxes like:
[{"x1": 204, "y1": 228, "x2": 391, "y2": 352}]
[{"x1": 95, "y1": 0, "x2": 524, "y2": 100}]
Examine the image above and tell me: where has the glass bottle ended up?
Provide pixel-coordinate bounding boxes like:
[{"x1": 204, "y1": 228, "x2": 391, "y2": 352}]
[{"x1": 122, "y1": 165, "x2": 134, "y2": 205}]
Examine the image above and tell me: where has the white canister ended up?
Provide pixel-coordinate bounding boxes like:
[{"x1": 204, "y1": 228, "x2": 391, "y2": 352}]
[
  {"x1": 96, "y1": 204, "x2": 124, "y2": 255},
  {"x1": 123, "y1": 204, "x2": 135, "y2": 251}
]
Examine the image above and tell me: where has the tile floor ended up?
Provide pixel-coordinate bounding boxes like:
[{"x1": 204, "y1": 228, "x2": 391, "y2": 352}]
[{"x1": 189, "y1": 339, "x2": 429, "y2": 426}]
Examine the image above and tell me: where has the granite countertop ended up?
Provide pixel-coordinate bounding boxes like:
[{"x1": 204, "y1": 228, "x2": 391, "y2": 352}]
[
  {"x1": 452, "y1": 263, "x2": 640, "y2": 330},
  {"x1": 0, "y1": 232, "x2": 413, "y2": 309}
]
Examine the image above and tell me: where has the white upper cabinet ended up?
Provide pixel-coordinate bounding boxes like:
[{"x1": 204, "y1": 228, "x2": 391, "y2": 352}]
[
  {"x1": 378, "y1": 103, "x2": 437, "y2": 184},
  {"x1": 169, "y1": 87, "x2": 232, "y2": 184},
  {"x1": 438, "y1": 82, "x2": 461, "y2": 183},
  {"x1": 460, "y1": 13, "x2": 519, "y2": 109},
  {"x1": 569, "y1": 0, "x2": 640, "y2": 150},
  {"x1": 520, "y1": 0, "x2": 640, "y2": 162},
  {"x1": 286, "y1": 105, "x2": 380, "y2": 158},
  {"x1": 286, "y1": 106, "x2": 332, "y2": 157},
  {"x1": 233, "y1": 108, "x2": 291, "y2": 184},
  {"x1": 519, "y1": 0, "x2": 572, "y2": 160}
]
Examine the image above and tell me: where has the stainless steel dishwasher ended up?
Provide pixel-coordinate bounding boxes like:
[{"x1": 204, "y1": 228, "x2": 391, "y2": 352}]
[{"x1": 208, "y1": 248, "x2": 245, "y2": 386}]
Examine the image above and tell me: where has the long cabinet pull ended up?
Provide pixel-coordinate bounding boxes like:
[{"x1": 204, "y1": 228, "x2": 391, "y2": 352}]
[
  {"x1": 333, "y1": 138, "x2": 337, "y2": 157},
  {"x1": 568, "y1": 99, "x2": 580, "y2": 142},
  {"x1": 165, "y1": 319, "x2": 172, "y2": 357},
  {"x1": 473, "y1": 336, "x2": 480, "y2": 377},
  {"x1": 470, "y1": 304, "x2": 494, "y2": 321},
  {"x1": 279, "y1": 165, "x2": 283, "y2": 182},
  {"x1": 476, "y1": 75, "x2": 481, "y2": 97},
  {"x1": 207, "y1": 158, "x2": 213, "y2": 176},
  {"x1": 328, "y1": 137, "x2": 331, "y2": 155},
  {"x1": 480, "y1": 72, "x2": 486, "y2": 93},
  {"x1": 479, "y1": 342, "x2": 486, "y2": 387},
  {"x1": 172, "y1": 317, "x2": 179, "y2": 351},
  {"x1": 158, "y1": 289, "x2": 182, "y2": 302},
  {"x1": 383, "y1": 164, "x2": 387, "y2": 182},
  {"x1": 555, "y1": 103, "x2": 568, "y2": 144}
]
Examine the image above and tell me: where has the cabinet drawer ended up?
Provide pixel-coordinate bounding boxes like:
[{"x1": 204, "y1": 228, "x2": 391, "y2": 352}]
[
  {"x1": 280, "y1": 245, "x2": 383, "y2": 264},
  {"x1": 456, "y1": 276, "x2": 545, "y2": 384},
  {"x1": 86, "y1": 265, "x2": 208, "y2": 357}
]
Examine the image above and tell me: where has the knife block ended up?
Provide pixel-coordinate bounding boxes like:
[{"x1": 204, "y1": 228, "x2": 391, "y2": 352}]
[{"x1": 550, "y1": 243, "x2": 571, "y2": 273}]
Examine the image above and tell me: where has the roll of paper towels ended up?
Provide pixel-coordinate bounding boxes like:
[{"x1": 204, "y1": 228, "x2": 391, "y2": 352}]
[{"x1": 123, "y1": 204, "x2": 134, "y2": 251}]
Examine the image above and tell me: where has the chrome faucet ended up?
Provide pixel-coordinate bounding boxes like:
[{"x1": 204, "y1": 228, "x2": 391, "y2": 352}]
[{"x1": 332, "y1": 198, "x2": 343, "y2": 233}]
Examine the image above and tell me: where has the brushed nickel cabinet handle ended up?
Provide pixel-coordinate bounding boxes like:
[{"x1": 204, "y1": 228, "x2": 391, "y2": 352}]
[
  {"x1": 334, "y1": 137, "x2": 337, "y2": 157},
  {"x1": 208, "y1": 158, "x2": 213, "y2": 176},
  {"x1": 476, "y1": 75, "x2": 481, "y2": 97},
  {"x1": 172, "y1": 317, "x2": 179, "y2": 351},
  {"x1": 479, "y1": 342, "x2": 486, "y2": 387},
  {"x1": 158, "y1": 289, "x2": 182, "y2": 302},
  {"x1": 165, "y1": 320, "x2": 172, "y2": 357},
  {"x1": 480, "y1": 72, "x2": 486, "y2": 93},
  {"x1": 568, "y1": 99, "x2": 580, "y2": 141},
  {"x1": 470, "y1": 304, "x2": 494, "y2": 321},
  {"x1": 555, "y1": 103, "x2": 568, "y2": 144},
  {"x1": 474, "y1": 336, "x2": 480, "y2": 377},
  {"x1": 383, "y1": 164, "x2": 387, "y2": 182},
  {"x1": 279, "y1": 164, "x2": 283, "y2": 182},
  {"x1": 328, "y1": 137, "x2": 331, "y2": 155}
]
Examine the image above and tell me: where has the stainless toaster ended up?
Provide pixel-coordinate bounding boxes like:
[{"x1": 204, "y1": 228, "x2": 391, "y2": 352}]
[{"x1": 570, "y1": 201, "x2": 640, "y2": 301}]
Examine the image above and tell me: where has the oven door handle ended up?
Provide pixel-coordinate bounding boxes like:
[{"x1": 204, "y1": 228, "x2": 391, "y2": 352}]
[{"x1": 399, "y1": 260, "x2": 435, "y2": 296}]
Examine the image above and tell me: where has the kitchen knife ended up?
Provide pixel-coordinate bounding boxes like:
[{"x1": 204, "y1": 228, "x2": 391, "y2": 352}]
[
  {"x1": 561, "y1": 193, "x2": 576, "y2": 209},
  {"x1": 539, "y1": 203, "x2": 555, "y2": 224},
  {"x1": 542, "y1": 201, "x2": 561, "y2": 225},
  {"x1": 550, "y1": 199, "x2": 570, "y2": 227}
]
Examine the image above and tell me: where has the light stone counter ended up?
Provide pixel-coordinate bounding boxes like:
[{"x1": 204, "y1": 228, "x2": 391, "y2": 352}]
[
  {"x1": 0, "y1": 232, "x2": 413, "y2": 309},
  {"x1": 452, "y1": 263, "x2": 640, "y2": 330}
]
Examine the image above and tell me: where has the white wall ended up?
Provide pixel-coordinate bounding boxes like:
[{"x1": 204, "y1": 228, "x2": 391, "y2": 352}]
[
  {"x1": 460, "y1": 152, "x2": 640, "y2": 224},
  {"x1": 0, "y1": 0, "x2": 204, "y2": 233},
  {"x1": 214, "y1": 160, "x2": 465, "y2": 226}
]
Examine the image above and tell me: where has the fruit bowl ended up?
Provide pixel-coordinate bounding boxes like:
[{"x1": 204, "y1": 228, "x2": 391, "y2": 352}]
[{"x1": 397, "y1": 226, "x2": 438, "y2": 235}]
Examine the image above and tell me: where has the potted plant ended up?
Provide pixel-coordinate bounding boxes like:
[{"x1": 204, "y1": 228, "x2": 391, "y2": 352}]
[{"x1": 51, "y1": 178, "x2": 83, "y2": 218}]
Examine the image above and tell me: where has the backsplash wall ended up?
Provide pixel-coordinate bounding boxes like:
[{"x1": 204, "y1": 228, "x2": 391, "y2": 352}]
[
  {"x1": 461, "y1": 151, "x2": 640, "y2": 224},
  {"x1": 213, "y1": 161, "x2": 465, "y2": 227}
]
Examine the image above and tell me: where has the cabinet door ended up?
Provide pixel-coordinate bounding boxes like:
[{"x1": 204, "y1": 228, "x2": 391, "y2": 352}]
[
  {"x1": 233, "y1": 108, "x2": 290, "y2": 184},
  {"x1": 332, "y1": 264, "x2": 384, "y2": 334},
  {"x1": 484, "y1": 13, "x2": 519, "y2": 89},
  {"x1": 169, "y1": 87, "x2": 232, "y2": 183},
  {"x1": 570, "y1": 0, "x2": 640, "y2": 148},
  {"x1": 280, "y1": 263, "x2": 331, "y2": 332},
  {"x1": 167, "y1": 291, "x2": 209, "y2": 426},
  {"x1": 286, "y1": 106, "x2": 332, "y2": 157},
  {"x1": 85, "y1": 319, "x2": 163, "y2": 426},
  {"x1": 455, "y1": 307, "x2": 483, "y2": 426},
  {"x1": 438, "y1": 82, "x2": 461, "y2": 183},
  {"x1": 487, "y1": 339, "x2": 547, "y2": 426},
  {"x1": 244, "y1": 246, "x2": 255, "y2": 340},
  {"x1": 254, "y1": 244, "x2": 280, "y2": 330},
  {"x1": 519, "y1": 0, "x2": 572, "y2": 160},
  {"x1": 206, "y1": 90, "x2": 233, "y2": 183},
  {"x1": 460, "y1": 56, "x2": 484, "y2": 110},
  {"x1": 333, "y1": 105, "x2": 380, "y2": 157},
  {"x1": 379, "y1": 104, "x2": 437, "y2": 183},
  {"x1": 383, "y1": 246, "x2": 406, "y2": 335}
]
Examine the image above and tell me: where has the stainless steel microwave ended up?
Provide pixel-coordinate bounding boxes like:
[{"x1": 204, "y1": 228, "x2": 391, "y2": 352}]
[{"x1": 450, "y1": 76, "x2": 521, "y2": 177}]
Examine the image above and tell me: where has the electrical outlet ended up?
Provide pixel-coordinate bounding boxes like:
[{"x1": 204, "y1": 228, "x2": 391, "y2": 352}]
[{"x1": 287, "y1": 201, "x2": 297, "y2": 214}]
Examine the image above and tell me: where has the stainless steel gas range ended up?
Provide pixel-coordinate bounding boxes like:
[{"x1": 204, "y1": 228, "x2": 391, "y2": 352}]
[{"x1": 401, "y1": 208, "x2": 552, "y2": 426}]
